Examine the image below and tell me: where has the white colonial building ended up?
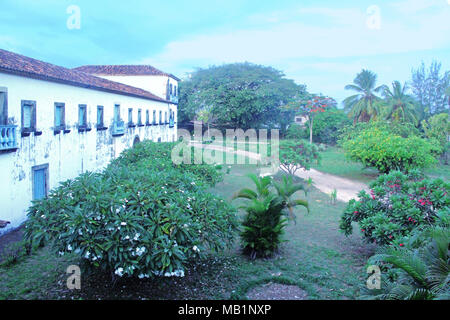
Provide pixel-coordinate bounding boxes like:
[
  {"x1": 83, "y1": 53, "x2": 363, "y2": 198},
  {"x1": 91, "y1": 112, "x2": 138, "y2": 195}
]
[{"x1": 0, "y1": 49, "x2": 178, "y2": 235}]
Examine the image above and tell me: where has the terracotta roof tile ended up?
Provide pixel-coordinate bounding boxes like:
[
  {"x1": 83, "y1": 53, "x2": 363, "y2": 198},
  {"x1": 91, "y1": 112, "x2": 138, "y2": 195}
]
[
  {"x1": 73, "y1": 65, "x2": 180, "y2": 81},
  {"x1": 0, "y1": 49, "x2": 171, "y2": 103}
]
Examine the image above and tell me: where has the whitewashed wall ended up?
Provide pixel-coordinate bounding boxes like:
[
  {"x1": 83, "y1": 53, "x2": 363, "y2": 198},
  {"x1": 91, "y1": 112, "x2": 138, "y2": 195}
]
[
  {"x1": 96, "y1": 75, "x2": 178, "y2": 100},
  {"x1": 0, "y1": 72, "x2": 177, "y2": 235}
]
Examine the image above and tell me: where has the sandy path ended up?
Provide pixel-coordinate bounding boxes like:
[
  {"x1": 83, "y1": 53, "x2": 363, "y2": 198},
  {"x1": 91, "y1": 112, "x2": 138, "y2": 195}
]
[
  {"x1": 293, "y1": 168, "x2": 368, "y2": 202},
  {"x1": 190, "y1": 142, "x2": 368, "y2": 202}
]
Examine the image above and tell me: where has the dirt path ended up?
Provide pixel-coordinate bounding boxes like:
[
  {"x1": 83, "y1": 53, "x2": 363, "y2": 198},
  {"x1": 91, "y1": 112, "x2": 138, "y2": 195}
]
[
  {"x1": 191, "y1": 142, "x2": 368, "y2": 202},
  {"x1": 293, "y1": 168, "x2": 368, "y2": 202}
]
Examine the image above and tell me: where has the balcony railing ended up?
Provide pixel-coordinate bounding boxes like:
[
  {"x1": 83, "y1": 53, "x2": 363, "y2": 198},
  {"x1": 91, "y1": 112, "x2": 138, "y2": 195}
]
[
  {"x1": 0, "y1": 125, "x2": 18, "y2": 152},
  {"x1": 112, "y1": 120, "x2": 125, "y2": 136}
]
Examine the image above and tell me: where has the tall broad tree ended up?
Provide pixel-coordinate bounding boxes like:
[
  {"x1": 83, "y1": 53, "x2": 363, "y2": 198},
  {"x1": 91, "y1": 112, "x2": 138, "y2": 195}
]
[
  {"x1": 380, "y1": 81, "x2": 419, "y2": 125},
  {"x1": 343, "y1": 69, "x2": 384, "y2": 124},
  {"x1": 178, "y1": 63, "x2": 305, "y2": 130},
  {"x1": 411, "y1": 61, "x2": 450, "y2": 117}
]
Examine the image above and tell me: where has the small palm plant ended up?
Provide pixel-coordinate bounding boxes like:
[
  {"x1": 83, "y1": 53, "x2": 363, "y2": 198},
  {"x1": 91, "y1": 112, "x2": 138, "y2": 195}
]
[
  {"x1": 363, "y1": 226, "x2": 449, "y2": 300},
  {"x1": 233, "y1": 174, "x2": 309, "y2": 259}
]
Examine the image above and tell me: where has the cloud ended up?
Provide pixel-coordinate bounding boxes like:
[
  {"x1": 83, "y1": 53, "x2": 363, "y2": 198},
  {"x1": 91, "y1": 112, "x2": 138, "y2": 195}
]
[
  {"x1": 142, "y1": 2, "x2": 449, "y2": 71},
  {"x1": 134, "y1": 1, "x2": 450, "y2": 103}
]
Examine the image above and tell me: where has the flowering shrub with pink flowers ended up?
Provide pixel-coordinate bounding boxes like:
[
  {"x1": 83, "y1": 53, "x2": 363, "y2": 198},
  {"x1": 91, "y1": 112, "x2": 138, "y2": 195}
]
[{"x1": 340, "y1": 171, "x2": 449, "y2": 245}]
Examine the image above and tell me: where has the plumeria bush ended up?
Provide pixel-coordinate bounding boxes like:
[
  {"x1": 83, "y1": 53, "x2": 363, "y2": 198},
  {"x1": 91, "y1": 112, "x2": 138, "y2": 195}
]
[
  {"x1": 340, "y1": 171, "x2": 449, "y2": 246},
  {"x1": 24, "y1": 141, "x2": 238, "y2": 279}
]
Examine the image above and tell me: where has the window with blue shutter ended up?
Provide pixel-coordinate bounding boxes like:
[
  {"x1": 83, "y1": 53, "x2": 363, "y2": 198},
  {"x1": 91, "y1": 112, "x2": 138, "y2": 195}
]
[
  {"x1": 21, "y1": 100, "x2": 36, "y2": 136},
  {"x1": 97, "y1": 106, "x2": 104, "y2": 127},
  {"x1": 0, "y1": 88, "x2": 7, "y2": 125},
  {"x1": 78, "y1": 104, "x2": 87, "y2": 128},
  {"x1": 54, "y1": 103, "x2": 65, "y2": 132},
  {"x1": 32, "y1": 164, "x2": 48, "y2": 200}
]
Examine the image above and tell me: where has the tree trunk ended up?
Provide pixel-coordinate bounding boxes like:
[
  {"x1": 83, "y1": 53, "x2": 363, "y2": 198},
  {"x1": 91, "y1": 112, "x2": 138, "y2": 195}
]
[{"x1": 309, "y1": 118, "x2": 313, "y2": 144}]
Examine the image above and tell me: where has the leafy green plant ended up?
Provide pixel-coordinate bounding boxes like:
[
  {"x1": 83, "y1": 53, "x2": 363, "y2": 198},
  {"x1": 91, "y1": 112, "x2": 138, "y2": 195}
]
[
  {"x1": 329, "y1": 189, "x2": 337, "y2": 205},
  {"x1": 340, "y1": 171, "x2": 449, "y2": 245},
  {"x1": 233, "y1": 174, "x2": 308, "y2": 259},
  {"x1": 279, "y1": 140, "x2": 320, "y2": 176},
  {"x1": 363, "y1": 223, "x2": 449, "y2": 300},
  {"x1": 24, "y1": 141, "x2": 238, "y2": 280},
  {"x1": 341, "y1": 125, "x2": 440, "y2": 173}
]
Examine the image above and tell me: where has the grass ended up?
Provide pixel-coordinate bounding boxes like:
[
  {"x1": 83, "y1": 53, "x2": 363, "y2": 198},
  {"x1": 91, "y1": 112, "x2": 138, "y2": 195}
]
[
  {"x1": 313, "y1": 146, "x2": 450, "y2": 183},
  {"x1": 0, "y1": 163, "x2": 374, "y2": 300}
]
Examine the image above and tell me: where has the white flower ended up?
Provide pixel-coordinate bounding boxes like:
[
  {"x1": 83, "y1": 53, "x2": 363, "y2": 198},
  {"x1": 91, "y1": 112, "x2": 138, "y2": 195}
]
[
  {"x1": 138, "y1": 274, "x2": 145, "y2": 279},
  {"x1": 58, "y1": 251, "x2": 65, "y2": 256},
  {"x1": 120, "y1": 222, "x2": 127, "y2": 226},
  {"x1": 174, "y1": 270, "x2": 185, "y2": 277},
  {"x1": 115, "y1": 267, "x2": 124, "y2": 277},
  {"x1": 78, "y1": 229, "x2": 83, "y2": 235},
  {"x1": 124, "y1": 235, "x2": 130, "y2": 240},
  {"x1": 84, "y1": 251, "x2": 90, "y2": 259},
  {"x1": 133, "y1": 233, "x2": 140, "y2": 241},
  {"x1": 191, "y1": 182, "x2": 196, "y2": 185},
  {"x1": 67, "y1": 244, "x2": 73, "y2": 251},
  {"x1": 41, "y1": 214, "x2": 46, "y2": 219},
  {"x1": 193, "y1": 245, "x2": 200, "y2": 253},
  {"x1": 136, "y1": 247, "x2": 146, "y2": 256}
]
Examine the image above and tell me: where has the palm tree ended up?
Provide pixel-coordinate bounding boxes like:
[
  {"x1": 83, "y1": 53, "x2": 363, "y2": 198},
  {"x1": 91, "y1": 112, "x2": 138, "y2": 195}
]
[
  {"x1": 343, "y1": 69, "x2": 384, "y2": 124},
  {"x1": 380, "y1": 81, "x2": 419, "y2": 125},
  {"x1": 233, "y1": 174, "x2": 309, "y2": 258}
]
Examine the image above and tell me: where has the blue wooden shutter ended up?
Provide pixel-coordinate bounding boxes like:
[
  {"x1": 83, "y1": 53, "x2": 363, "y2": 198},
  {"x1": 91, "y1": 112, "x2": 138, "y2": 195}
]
[{"x1": 33, "y1": 168, "x2": 46, "y2": 200}]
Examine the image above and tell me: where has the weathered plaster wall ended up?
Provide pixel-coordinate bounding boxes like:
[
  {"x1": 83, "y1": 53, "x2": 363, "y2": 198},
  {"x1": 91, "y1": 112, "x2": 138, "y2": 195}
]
[{"x1": 0, "y1": 72, "x2": 177, "y2": 235}]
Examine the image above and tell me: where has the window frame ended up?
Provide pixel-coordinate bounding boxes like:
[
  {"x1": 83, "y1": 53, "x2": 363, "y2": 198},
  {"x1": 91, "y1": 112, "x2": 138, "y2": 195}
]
[
  {"x1": 0, "y1": 87, "x2": 7, "y2": 125},
  {"x1": 137, "y1": 108, "x2": 143, "y2": 126},
  {"x1": 78, "y1": 104, "x2": 88, "y2": 130},
  {"x1": 53, "y1": 102, "x2": 66, "y2": 134},
  {"x1": 128, "y1": 108, "x2": 135, "y2": 127},
  {"x1": 145, "y1": 110, "x2": 150, "y2": 125},
  {"x1": 21, "y1": 100, "x2": 36, "y2": 136},
  {"x1": 96, "y1": 105, "x2": 108, "y2": 131}
]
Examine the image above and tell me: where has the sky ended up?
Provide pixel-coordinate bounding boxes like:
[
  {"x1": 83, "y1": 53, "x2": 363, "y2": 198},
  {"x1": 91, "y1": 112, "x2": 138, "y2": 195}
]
[{"x1": 1, "y1": 0, "x2": 449, "y2": 104}]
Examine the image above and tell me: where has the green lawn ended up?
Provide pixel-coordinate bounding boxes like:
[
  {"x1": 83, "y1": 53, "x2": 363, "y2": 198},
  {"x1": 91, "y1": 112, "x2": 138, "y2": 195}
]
[
  {"x1": 313, "y1": 146, "x2": 450, "y2": 184},
  {"x1": 0, "y1": 164, "x2": 374, "y2": 300}
]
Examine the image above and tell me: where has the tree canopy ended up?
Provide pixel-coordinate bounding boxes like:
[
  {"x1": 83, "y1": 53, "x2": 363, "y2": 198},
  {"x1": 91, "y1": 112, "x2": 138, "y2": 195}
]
[{"x1": 178, "y1": 63, "x2": 306, "y2": 130}]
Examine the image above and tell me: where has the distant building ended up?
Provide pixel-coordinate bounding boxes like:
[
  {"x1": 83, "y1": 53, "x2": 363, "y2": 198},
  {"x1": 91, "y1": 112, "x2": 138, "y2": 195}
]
[
  {"x1": 0, "y1": 49, "x2": 178, "y2": 234},
  {"x1": 294, "y1": 115, "x2": 308, "y2": 126}
]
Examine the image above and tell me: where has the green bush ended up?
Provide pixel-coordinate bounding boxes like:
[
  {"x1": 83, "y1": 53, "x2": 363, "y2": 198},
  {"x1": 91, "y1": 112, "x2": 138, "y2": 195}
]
[
  {"x1": 279, "y1": 140, "x2": 320, "y2": 175},
  {"x1": 341, "y1": 126, "x2": 440, "y2": 173},
  {"x1": 286, "y1": 124, "x2": 307, "y2": 140},
  {"x1": 24, "y1": 141, "x2": 238, "y2": 279},
  {"x1": 340, "y1": 171, "x2": 449, "y2": 245},
  {"x1": 233, "y1": 174, "x2": 308, "y2": 259}
]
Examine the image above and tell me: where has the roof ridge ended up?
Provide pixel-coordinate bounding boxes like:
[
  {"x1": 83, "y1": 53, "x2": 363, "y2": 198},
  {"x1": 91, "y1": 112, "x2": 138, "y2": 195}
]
[{"x1": 0, "y1": 48, "x2": 173, "y2": 103}]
